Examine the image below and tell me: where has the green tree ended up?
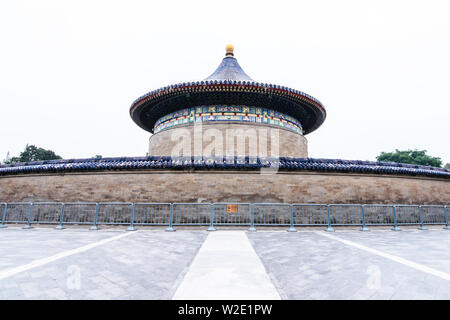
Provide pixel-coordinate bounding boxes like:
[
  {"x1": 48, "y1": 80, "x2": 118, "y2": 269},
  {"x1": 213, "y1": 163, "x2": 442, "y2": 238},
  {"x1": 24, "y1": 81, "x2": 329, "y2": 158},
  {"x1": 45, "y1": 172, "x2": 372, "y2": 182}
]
[
  {"x1": 5, "y1": 144, "x2": 62, "y2": 164},
  {"x1": 376, "y1": 149, "x2": 442, "y2": 167},
  {"x1": 445, "y1": 163, "x2": 450, "y2": 170}
]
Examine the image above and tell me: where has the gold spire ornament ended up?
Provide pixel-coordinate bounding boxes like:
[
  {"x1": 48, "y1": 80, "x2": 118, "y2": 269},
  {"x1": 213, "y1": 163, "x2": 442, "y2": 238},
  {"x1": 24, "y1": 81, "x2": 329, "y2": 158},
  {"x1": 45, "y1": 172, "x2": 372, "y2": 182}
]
[{"x1": 225, "y1": 44, "x2": 234, "y2": 57}]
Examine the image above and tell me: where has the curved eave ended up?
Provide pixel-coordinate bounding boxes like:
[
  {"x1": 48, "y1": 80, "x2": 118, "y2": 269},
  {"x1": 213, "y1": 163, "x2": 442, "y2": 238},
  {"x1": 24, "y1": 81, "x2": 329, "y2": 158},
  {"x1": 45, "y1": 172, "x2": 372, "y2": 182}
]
[
  {"x1": 129, "y1": 81, "x2": 326, "y2": 135},
  {"x1": 1, "y1": 157, "x2": 448, "y2": 179}
]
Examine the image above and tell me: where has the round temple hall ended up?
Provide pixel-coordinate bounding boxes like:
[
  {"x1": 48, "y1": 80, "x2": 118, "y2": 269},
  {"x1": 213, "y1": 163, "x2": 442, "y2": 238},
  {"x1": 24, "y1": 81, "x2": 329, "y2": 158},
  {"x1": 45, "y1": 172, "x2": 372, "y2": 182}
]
[
  {"x1": 130, "y1": 45, "x2": 325, "y2": 158},
  {"x1": 0, "y1": 45, "x2": 448, "y2": 205}
]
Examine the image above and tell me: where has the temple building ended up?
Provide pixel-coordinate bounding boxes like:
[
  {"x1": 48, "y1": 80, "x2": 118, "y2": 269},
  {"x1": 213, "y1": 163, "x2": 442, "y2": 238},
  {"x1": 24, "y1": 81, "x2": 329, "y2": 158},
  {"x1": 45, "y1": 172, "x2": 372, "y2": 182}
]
[
  {"x1": 0, "y1": 46, "x2": 448, "y2": 205},
  {"x1": 130, "y1": 45, "x2": 325, "y2": 159}
]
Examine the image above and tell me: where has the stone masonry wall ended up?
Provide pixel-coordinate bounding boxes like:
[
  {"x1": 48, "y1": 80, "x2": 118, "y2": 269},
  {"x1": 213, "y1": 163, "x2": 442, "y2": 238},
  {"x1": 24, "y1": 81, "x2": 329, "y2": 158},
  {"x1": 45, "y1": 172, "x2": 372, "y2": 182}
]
[
  {"x1": 0, "y1": 171, "x2": 448, "y2": 204},
  {"x1": 148, "y1": 123, "x2": 308, "y2": 157}
]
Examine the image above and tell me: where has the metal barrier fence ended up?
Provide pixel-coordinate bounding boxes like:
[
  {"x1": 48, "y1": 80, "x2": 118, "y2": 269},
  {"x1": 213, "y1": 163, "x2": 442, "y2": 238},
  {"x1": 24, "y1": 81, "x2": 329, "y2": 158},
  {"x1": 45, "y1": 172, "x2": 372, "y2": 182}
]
[
  {"x1": 395, "y1": 205, "x2": 421, "y2": 225},
  {"x1": 2, "y1": 203, "x2": 33, "y2": 228},
  {"x1": 173, "y1": 203, "x2": 211, "y2": 226},
  {"x1": 253, "y1": 203, "x2": 290, "y2": 226},
  {"x1": 133, "y1": 203, "x2": 171, "y2": 226},
  {"x1": 96, "y1": 202, "x2": 133, "y2": 226},
  {"x1": 0, "y1": 203, "x2": 7, "y2": 228},
  {"x1": 292, "y1": 204, "x2": 328, "y2": 226},
  {"x1": 62, "y1": 202, "x2": 97, "y2": 227},
  {"x1": 363, "y1": 205, "x2": 395, "y2": 226},
  {"x1": 214, "y1": 203, "x2": 251, "y2": 226},
  {"x1": 329, "y1": 204, "x2": 363, "y2": 226},
  {"x1": 30, "y1": 202, "x2": 63, "y2": 225},
  {"x1": 0, "y1": 202, "x2": 448, "y2": 232},
  {"x1": 421, "y1": 205, "x2": 446, "y2": 225}
]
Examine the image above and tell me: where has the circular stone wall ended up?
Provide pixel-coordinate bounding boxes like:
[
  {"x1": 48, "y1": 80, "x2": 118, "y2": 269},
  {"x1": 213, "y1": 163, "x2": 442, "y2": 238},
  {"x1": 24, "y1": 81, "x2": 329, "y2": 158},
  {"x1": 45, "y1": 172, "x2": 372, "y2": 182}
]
[
  {"x1": 148, "y1": 123, "x2": 308, "y2": 157},
  {"x1": 0, "y1": 171, "x2": 448, "y2": 204}
]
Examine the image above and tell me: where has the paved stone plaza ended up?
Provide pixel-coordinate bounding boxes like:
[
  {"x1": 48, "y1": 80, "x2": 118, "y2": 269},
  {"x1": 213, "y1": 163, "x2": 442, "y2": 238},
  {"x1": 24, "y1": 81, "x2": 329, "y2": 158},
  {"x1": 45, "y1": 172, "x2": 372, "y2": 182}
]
[{"x1": 0, "y1": 226, "x2": 449, "y2": 299}]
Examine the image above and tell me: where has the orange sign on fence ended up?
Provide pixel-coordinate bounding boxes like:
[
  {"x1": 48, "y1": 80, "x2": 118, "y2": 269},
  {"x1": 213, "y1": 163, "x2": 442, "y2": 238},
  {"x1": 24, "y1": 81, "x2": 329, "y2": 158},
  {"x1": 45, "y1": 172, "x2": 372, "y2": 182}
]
[{"x1": 226, "y1": 204, "x2": 238, "y2": 214}]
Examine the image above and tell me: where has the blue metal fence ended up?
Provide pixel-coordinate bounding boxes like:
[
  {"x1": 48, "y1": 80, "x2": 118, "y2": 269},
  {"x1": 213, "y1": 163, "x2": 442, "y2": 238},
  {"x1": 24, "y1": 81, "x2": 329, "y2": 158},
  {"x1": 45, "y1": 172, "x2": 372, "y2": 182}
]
[
  {"x1": 62, "y1": 202, "x2": 97, "y2": 226},
  {"x1": 292, "y1": 204, "x2": 328, "y2": 226},
  {"x1": 30, "y1": 202, "x2": 63, "y2": 225},
  {"x1": 253, "y1": 203, "x2": 290, "y2": 226},
  {"x1": 0, "y1": 203, "x2": 7, "y2": 228},
  {"x1": 421, "y1": 205, "x2": 446, "y2": 225},
  {"x1": 133, "y1": 203, "x2": 171, "y2": 226},
  {"x1": 96, "y1": 202, "x2": 133, "y2": 225},
  {"x1": 213, "y1": 203, "x2": 251, "y2": 226},
  {"x1": 3, "y1": 203, "x2": 32, "y2": 226},
  {"x1": 395, "y1": 205, "x2": 421, "y2": 225},
  {"x1": 0, "y1": 202, "x2": 448, "y2": 232},
  {"x1": 173, "y1": 203, "x2": 211, "y2": 226},
  {"x1": 329, "y1": 204, "x2": 363, "y2": 226},
  {"x1": 363, "y1": 205, "x2": 395, "y2": 226}
]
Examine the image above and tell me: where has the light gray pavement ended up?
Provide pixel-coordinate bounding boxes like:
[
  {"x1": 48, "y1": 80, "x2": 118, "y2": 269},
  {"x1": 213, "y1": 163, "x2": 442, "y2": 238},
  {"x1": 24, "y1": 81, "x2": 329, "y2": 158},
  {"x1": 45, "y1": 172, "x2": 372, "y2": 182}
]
[
  {"x1": 323, "y1": 229, "x2": 450, "y2": 274},
  {"x1": 0, "y1": 228, "x2": 207, "y2": 299},
  {"x1": 173, "y1": 231, "x2": 280, "y2": 300},
  {"x1": 0, "y1": 227, "x2": 116, "y2": 270},
  {"x1": 1, "y1": 226, "x2": 450, "y2": 299},
  {"x1": 247, "y1": 229, "x2": 450, "y2": 299}
]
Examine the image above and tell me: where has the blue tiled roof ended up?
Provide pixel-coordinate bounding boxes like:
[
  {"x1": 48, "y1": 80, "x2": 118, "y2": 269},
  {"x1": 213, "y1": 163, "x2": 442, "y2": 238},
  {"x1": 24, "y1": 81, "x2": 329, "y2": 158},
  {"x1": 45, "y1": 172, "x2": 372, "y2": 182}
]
[
  {"x1": 0, "y1": 157, "x2": 448, "y2": 179},
  {"x1": 129, "y1": 52, "x2": 326, "y2": 135},
  {"x1": 204, "y1": 56, "x2": 253, "y2": 81}
]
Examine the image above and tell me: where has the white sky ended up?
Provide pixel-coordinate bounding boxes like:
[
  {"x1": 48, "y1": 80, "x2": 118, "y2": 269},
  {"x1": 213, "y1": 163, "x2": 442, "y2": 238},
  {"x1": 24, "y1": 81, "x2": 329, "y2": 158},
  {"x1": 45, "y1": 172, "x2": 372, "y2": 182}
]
[{"x1": 1, "y1": 0, "x2": 449, "y2": 164}]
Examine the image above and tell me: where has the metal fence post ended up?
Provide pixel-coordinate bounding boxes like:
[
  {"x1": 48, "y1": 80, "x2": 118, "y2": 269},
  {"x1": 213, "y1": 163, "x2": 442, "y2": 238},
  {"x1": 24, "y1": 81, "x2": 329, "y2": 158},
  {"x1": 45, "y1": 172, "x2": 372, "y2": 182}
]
[
  {"x1": 90, "y1": 203, "x2": 99, "y2": 230},
  {"x1": 56, "y1": 203, "x2": 65, "y2": 229},
  {"x1": 418, "y1": 205, "x2": 427, "y2": 230},
  {"x1": 444, "y1": 206, "x2": 450, "y2": 230},
  {"x1": 325, "y1": 205, "x2": 334, "y2": 232},
  {"x1": 166, "y1": 203, "x2": 175, "y2": 232},
  {"x1": 0, "y1": 203, "x2": 7, "y2": 228},
  {"x1": 287, "y1": 204, "x2": 296, "y2": 232},
  {"x1": 360, "y1": 205, "x2": 369, "y2": 231},
  {"x1": 207, "y1": 203, "x2": 216, "y2": 231},
  {"x1": 23, "y1": 203, "x2": 33, "y2": 229},
  {"x1": 248, "y1": 204, "x2": 256, "y2": 232},
  {"x1": 127, "y1": 203, "x2": 137, "y2": 231},
  {"x1": 392, "y1": 205, "x2": 400, "y2": 231}
]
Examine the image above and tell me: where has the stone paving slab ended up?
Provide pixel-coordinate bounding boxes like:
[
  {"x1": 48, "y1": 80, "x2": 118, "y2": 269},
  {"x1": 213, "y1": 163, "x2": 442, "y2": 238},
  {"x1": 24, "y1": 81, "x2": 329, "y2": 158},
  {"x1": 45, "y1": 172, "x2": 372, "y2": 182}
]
[
  {"x1": 1, "y1": 227, "x2": 450, "y2": 299},
  {"x1": 247, "y1": 230, "x2": 450, "y2": 300},
  {"x1": 173, "y1": 231, "x2": 280, "y2": 300},
  {"x1": 0, "y1": 227, "x2": 118, "y2": 271},
  {"x1": 328, "y1": 229, "x2": 450, "y2": 273},
  {"x1": 0, "y1": 229, "x2": 207, "y2": 299}
]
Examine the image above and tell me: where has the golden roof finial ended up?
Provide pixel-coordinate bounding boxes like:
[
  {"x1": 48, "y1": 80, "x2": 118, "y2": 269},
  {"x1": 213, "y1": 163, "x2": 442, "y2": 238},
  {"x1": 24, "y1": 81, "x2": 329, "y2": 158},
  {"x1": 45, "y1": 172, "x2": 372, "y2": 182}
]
[{"x1": 225, "y1": 44, "x2": 234, "y2": 57}]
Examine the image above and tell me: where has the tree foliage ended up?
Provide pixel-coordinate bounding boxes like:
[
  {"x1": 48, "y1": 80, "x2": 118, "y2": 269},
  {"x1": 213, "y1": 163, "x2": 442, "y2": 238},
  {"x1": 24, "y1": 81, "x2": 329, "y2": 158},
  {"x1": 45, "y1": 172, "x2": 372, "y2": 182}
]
[
  {"x1": 376, "y1": 149, "x2": 442, "y2": 168},
  {"x1": 5, "y1": 144, "x2": 62, "y2": 164},
  {"x1": 445, "y1": 163, "x2": 450, "y2": 170}
]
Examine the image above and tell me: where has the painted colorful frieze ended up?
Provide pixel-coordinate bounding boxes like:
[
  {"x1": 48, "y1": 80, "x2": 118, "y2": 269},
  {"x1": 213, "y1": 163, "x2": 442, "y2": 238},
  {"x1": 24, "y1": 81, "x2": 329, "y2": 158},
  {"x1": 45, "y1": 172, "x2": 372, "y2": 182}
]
[{"x1": 154, "y1": 105, "x2": 303, "y2": 134}]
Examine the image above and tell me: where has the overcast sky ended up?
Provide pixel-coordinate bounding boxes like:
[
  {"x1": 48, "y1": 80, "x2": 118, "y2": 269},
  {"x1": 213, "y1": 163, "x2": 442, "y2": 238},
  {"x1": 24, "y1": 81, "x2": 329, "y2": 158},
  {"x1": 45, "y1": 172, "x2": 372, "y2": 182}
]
[{"x1": 1, "y1": 0, "x2": 449, "y2": 165}]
